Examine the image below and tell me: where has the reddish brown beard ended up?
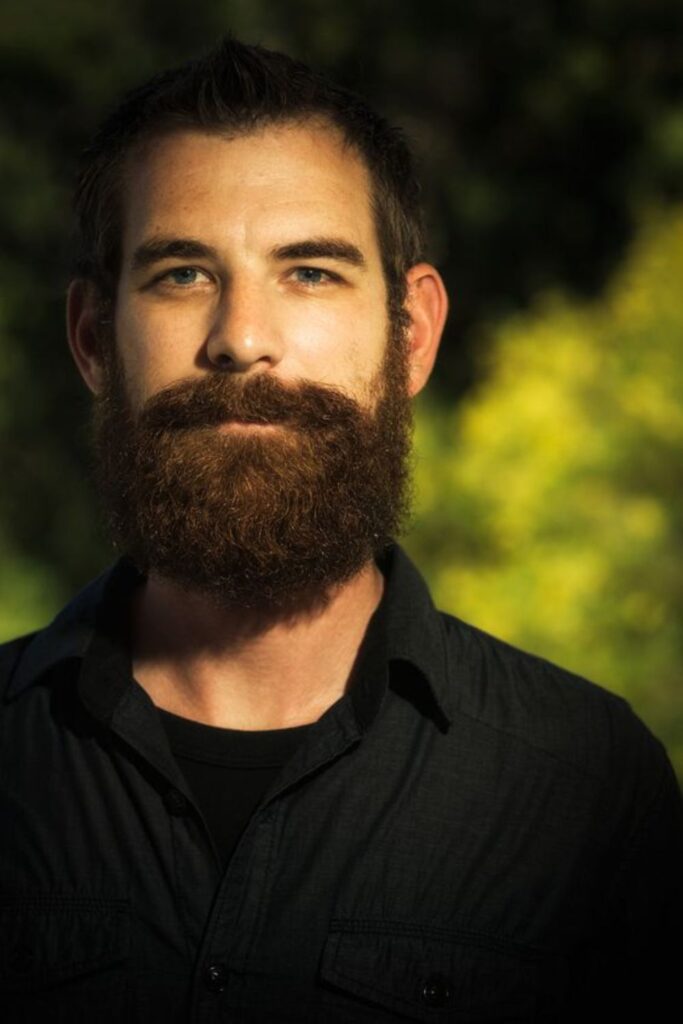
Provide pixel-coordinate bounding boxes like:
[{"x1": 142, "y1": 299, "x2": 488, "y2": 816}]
[{"x1": 91, "y1": 325, "x2": 413, "y2": 611}]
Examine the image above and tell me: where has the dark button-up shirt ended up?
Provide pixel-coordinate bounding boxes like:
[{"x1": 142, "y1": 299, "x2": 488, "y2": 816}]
[{"x1": 1, "y1": 544, "x2": 681, "y2": 1022}]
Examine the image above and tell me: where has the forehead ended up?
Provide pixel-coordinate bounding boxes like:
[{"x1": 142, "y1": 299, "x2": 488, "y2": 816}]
[{"x1": 119, "y1": 122, "x2": 380, "y2": 263}]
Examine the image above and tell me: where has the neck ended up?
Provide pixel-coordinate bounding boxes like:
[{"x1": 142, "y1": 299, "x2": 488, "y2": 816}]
[{"x1": 130, "y1": 560, "x2": 385, "y2": 730}]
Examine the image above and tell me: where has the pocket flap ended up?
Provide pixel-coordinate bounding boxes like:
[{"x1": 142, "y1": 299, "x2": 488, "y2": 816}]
[
  {"x1": 0, "y1": 894, "x2": 129, "y2": 992},
  {"x1": 320, "y1": 921, "x2": 543, "y2": 1021}
]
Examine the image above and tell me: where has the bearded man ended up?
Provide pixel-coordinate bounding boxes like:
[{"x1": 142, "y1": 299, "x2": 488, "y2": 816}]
[{"x1": 1, "y1": 37, "x2": 681, "y2": 1024}]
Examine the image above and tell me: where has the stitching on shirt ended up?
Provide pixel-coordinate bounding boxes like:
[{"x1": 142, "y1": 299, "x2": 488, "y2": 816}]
[
  {"x1": 450, "y1": 700, "x2": 608, "y2": 783},
  {"x1": 0, "y1": 895, "x2": 128, "y2": 910},
  {"x1": 329, "y1": 918, "x2": 545, "y2": 958},
  {"x1": 0, "y1": 900, "x2": 128, "y2": 979},
  {"x1": 202, "y1": 804, "x2": 282, "y2": 977},
  {"x1": 327, "y1": 962, "x2": 430, "y2": 1015},
  {"x1": 442, "y1": 617, "x2": 625, "y2": 783},
  {"x1": 326, "y1": 930, "x2": 536, "y2": 1015},
  {"x1": 2, "y1": 951, "x2": 123, "y2": 978},
  {"x1": 241, "y1": 804, "x2": 280, "y2": 968},
  {"x1": 327, "y1": 964, "x2": 534, "y2": 1016},
  {"x1": 168, "y1": 807, "x2": 199, "y2": 964},
  {"x1": 260, "y1": 719, "x2": 362, "y2": 808}
]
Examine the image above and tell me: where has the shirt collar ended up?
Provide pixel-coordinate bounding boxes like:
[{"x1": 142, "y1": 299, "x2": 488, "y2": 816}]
[
  {"x1": 350, "y1": 544, "x2": 452, "y2": 731},
  {"x1": 5, "y1": 566, "x2": 114, "y2": 699},
  {"x1": 5, "y1": 544, "x2": 453, "y2": 729}
]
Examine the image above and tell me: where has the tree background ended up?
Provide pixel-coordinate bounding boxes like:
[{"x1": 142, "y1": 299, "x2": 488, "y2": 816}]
[{"x1": 1, "y1": 0, "x2": 682, "y2": 776}]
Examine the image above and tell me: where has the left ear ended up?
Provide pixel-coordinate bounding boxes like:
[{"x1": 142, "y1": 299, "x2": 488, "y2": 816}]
[{"x1": 404, "y1": 263, "x2": 449, "y2": 397}]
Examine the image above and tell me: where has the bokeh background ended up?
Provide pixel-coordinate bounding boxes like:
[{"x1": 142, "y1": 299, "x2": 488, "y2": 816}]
[{"x1": 1, "y1": 0, "x2": 682, "y2": 778}]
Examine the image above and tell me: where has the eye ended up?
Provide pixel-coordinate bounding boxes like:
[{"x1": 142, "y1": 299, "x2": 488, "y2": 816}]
[
  {"x1": 291, "y1": 266, "x2": 339, "y2": 287},
  {"x1": 158, "y1": 266, "x2": 211, "y2": 287}
]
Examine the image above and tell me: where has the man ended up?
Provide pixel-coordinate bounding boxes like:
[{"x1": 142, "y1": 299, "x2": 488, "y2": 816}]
[{"x1": 0, "y1": 37, "x2": 680, "y2": 1023}]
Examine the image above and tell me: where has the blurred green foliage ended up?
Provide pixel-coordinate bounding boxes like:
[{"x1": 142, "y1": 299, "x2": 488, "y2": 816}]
[
  {"x1": 1, "y1": 1, "x2": 681, "y2": 774},
  {"x1": 406, "y1": 207, "x2": 683, "y2": 777}
]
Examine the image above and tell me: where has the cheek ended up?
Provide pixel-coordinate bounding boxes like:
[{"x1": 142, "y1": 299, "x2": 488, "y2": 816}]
[
  {"x1": 283, "y1": 300, "x2": 387, "y2": 386},
  {"x1": 114, "y1": 302, "x2": 204, "y2": 399}
]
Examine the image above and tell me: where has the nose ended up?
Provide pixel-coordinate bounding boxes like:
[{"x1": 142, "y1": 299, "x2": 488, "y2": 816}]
[{"x1": 205, "y1": 284, "x2": 283, "y2": 373}]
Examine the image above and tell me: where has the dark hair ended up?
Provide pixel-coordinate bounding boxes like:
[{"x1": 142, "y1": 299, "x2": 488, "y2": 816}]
[{"x1": 71, "y1": 36, "x2": 426, "y2": 317}]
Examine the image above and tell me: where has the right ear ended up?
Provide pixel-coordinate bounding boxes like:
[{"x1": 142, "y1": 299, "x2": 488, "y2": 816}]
[{"x1": 66, "y1": 278, "x2": 110, "y2": 395}]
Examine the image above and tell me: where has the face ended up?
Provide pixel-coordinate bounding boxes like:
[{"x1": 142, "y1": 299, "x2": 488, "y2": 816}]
[
  {"x1": 114, "y1": 123, "x2": 391, "y2": 413},
  {"x1": 89, "y1": 123, "x2": 415, "y2": 609}
]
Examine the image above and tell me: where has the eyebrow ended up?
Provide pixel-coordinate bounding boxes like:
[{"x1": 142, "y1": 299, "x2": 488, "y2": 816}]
[
  {"x1": 130, "y1": 235, "x2": 367, "y2": 273},
  {"x1": 268, "y1": 238, "x2": 367, "y2": 269},
  {"x1": 130, "y1": 238, "x2": 219, "y2": 273}
]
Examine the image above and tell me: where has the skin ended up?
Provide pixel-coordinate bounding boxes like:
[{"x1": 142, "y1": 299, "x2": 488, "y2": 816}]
[{"x1": 67, "y1": 122, "x2": 448, "y2": 730}]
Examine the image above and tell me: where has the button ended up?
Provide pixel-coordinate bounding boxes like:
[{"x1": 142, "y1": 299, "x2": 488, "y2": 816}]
[
  {"x1": 203, "y1": 962, "x2": 229, "y2": 992},
  {"x1": 420, "y1": 973, "x2": 453, "y2": 1007},
  {"x1": 163, "y1": 788, "x2": 190, "y2": 816}
]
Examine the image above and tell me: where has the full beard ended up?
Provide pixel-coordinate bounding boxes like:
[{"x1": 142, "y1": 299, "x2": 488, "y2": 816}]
[{"x1": 91, "y1": 321, "x2": 413, "y2": 613}]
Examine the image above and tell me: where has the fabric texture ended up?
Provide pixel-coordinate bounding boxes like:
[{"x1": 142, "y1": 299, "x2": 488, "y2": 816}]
[
  {"x1": 1, "y1": 543, "x2": 681, "y2": 1023},
  {"x1": 158, "y1": 707, "x2": 314, "y2": 870}
]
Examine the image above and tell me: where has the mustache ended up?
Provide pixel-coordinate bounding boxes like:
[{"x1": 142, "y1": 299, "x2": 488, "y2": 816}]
[{"x1": 135, "y1": 371, "x2": 370, "y2": 433}]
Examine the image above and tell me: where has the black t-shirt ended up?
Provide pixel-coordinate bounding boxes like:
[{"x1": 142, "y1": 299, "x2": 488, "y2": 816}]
[{"x1": 158, "y1": 707, "x2": 313, "y2": 870}]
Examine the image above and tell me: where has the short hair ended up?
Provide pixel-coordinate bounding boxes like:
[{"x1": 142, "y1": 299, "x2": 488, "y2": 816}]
[{"x1": 71, "y1": 36, "x2": 426, "y2": 317}]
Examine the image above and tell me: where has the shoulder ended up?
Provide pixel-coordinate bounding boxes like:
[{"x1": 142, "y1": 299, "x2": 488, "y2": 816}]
[
  {"x1": 0, "y1": 631, "x2": 41, "y2": 720},
  {"x1": 0, "y1": 632, "x2": 38, "y2": 686},
  {"x1": 438, "y1": 609, "x2": 670, "y2": 793},
  {"x1": 0, "y1": 560, "x2": 135, "y2": 708}
]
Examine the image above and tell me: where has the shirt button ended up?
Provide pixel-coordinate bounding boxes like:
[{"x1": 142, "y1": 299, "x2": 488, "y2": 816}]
[
  {"x1": 163, "y1": 788, "x2": 190, "y2": 816},
  {"x1": 420, "y1": 973, "x2": 453, "y2": 1008},
  {"x1": 203, "y1": 962, "x2": 229, "y2": 992}
]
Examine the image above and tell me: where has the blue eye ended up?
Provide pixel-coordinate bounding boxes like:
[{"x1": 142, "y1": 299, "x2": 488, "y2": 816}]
[
  {"x1": 294, "y1": 267, "x2": 331, "y2": 285},
  {"x1": 166, "y1": 267, "x2": 201, "y2": 286}
]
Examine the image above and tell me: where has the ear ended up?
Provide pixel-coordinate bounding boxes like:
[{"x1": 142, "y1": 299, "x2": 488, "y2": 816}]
[
  {"x1": 66, "y1": 278, "x2": 110, "y2": 395},
  {"x1": 404, "y1": 263, "x2": 449, "y2": 397}
]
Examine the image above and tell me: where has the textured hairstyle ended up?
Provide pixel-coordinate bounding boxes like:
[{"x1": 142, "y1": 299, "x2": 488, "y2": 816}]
[{"x1": 71, "y1": 36, "x2": 426, "y2": 317}]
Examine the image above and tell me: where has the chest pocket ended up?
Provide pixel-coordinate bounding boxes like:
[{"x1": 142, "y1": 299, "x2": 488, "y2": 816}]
[
  {"x1": 320, "y1": 920, "x2": 563, "y2": 1022},
  {"x1": 0, "y1": 893, "x2": 130, "y2": 1024}
]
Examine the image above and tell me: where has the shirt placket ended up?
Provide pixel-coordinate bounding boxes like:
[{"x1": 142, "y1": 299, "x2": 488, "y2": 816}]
[
  {"x1": 109, "y1": 684, "x2": 225, "y2": 958},
  {"x1": 188, "y1": 697, "x2": 363, "y2": 1024}
]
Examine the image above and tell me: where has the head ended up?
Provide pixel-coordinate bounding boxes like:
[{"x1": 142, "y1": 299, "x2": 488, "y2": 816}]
[{"x1": 66, "y1": 38, "x2": 447, "y2": 611}]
